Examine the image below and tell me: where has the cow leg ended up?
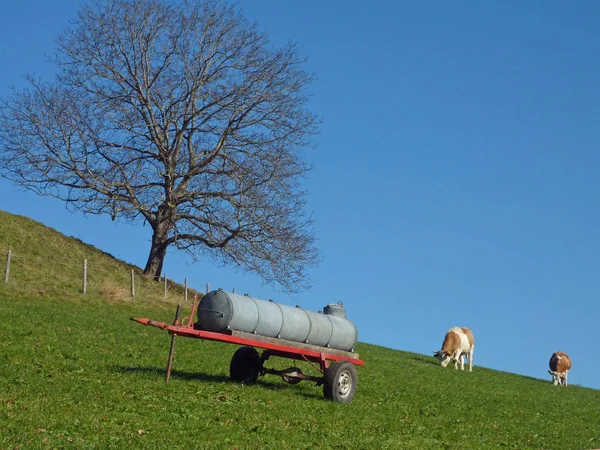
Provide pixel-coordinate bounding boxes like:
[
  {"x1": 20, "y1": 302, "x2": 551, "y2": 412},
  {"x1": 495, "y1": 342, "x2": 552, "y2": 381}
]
[
  {"x1": 453, "y1": 349, "x2": 461, "y2": 370},
  {"x1": 467, "y1": 348, "x2": 474, "y2": 372},
  {"x1": 563, "y1": 372, "x2": 568, "y2": 387},
  {"x1": 459, "y1": 354, "x2": 465, "y2": 370}
]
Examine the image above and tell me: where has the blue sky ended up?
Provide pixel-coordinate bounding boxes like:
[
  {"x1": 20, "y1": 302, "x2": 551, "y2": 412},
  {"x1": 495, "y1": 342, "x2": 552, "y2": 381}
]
[{"x1": 1, "y1": 1, "x2": 599, "y2": 390}]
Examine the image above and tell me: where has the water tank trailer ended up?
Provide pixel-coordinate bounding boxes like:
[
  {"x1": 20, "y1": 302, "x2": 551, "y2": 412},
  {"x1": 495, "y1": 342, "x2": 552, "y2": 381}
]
[
  {"x1": 132, "y1": 290, "x2": 364, "y2": 403},
  {"x1": 197, "y1": 290, "x2": 358, "y2": 352}
]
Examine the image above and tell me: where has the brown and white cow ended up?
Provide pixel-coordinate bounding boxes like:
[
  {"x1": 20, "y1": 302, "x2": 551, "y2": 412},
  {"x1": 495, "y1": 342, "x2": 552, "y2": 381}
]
[
  {"x1": 548, "y1": 351, "x2": 571, "y2": 386},
  {"x1": 433, "y1": 327, "x2": 475, "y2": 371}
]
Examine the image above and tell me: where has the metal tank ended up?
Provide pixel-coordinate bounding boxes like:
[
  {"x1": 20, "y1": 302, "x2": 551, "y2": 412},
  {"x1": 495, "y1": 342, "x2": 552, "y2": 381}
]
[{"x1": 196, "y1": 290, "x2": 358, "y2": 352}]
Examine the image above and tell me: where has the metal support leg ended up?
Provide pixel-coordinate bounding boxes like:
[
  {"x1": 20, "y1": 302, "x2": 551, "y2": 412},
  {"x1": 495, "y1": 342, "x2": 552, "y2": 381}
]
[{"x1": 165, "y1": 304, "x2": 182, "y2": 383}]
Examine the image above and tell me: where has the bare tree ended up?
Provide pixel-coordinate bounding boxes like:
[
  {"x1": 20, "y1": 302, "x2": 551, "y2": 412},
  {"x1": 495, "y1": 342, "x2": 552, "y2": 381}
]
[{"x1": 0, "y1": 0, "x2": 320, "y2": 292}]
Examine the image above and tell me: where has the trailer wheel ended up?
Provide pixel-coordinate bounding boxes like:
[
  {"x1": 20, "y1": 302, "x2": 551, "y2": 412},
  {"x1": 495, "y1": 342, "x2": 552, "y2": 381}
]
[
  {"x1": 230, "y1": 346, "x2": 261, "y2": 383},
  {"x1": 323, "y1": 361, "x2": 357, "y2": 403}
]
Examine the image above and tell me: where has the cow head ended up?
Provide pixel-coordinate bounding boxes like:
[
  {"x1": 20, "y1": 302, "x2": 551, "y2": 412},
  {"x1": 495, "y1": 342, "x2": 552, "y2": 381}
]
[{"x1": 433, "y1": 350, "x2": 452, "y2": 367}]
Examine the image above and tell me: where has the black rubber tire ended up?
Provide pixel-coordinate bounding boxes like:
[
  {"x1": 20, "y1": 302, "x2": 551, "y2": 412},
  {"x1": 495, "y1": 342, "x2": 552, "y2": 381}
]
[
  {"x1": 323, "y1": 361, "x2": 358, "y2": 403},
  {"x1": 230, "y1": 346, "x2": 261, "y2": 383}
]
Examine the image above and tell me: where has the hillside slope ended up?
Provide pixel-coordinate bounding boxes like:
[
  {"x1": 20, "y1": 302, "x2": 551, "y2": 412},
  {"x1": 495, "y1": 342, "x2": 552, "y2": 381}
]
[
  {"x1": 1, "y1": 210, "x2": 600, "y2": 449},
  {"x1": 0, "y1": 209, "x2": 192, "y2": 304}
]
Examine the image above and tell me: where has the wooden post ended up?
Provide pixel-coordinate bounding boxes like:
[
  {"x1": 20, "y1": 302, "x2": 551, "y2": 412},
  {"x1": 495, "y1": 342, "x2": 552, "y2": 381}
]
[
  {"x1": 206, "y1": 282, "x2": 210, "y2": 294},
  {"x1": 164, "y1": 273, "x2": 167, "y2": 298},
  {"x1": 131, "y1": 269, "x2": 135, "y2": 297},
  {"x1": 82, "y1": 259, "x2": 87, "y2": 294},
  {"x1": 4, "y1": 250, "x2": 11, "y2": 283},
  {"x1": 165, "y1": 304, "x2": 182, "y2": 384},
  {"x1": 185, "y1": 278, "x2": 188, "y2": 302}
]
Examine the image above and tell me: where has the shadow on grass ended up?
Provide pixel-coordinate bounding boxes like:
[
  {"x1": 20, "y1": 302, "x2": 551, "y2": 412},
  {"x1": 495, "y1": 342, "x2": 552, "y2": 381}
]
[
  {"x1": 411, "y1": 355, "x2": 440, "y2": 367},
  {"x1": 116, "y1": 365, "x2": 231, "y2": 383},
  {"x1": 115, "y1": 365, "x2": 323, "y2": 399}
]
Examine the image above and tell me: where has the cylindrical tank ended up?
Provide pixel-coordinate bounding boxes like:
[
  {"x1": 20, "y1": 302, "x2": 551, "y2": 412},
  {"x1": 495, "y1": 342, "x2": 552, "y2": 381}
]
[{"x1": 196, "y1": 290, "x2": 358, "y2": 351}]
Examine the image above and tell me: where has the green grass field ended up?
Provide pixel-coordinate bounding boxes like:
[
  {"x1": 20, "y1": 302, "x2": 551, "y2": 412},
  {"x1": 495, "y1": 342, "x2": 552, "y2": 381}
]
[{"x1": 1, "y1": 210, "x2": 600, "y2": 449}]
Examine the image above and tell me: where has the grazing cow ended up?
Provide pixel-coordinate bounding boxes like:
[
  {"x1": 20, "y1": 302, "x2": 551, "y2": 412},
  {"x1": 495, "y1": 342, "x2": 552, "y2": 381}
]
[
  {"x1": 433, "y1": 327, "x2": 475, "y2": 371},
  {"x1": 548, "y1": 351, "x2": 571, "y2": 386}
]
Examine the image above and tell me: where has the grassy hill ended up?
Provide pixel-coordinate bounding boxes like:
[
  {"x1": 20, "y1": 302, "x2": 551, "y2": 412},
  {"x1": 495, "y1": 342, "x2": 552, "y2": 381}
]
[
  {"x1": 1, "y1": 210, "x2": 600, "y2": 449},
  {"x1": 0, "y1": 210, "x2": 194, "y2": 304}
]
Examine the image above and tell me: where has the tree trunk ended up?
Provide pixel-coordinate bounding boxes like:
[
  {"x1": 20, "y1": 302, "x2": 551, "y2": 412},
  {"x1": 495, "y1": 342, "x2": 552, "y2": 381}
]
[{"x1": 143, "y1": 218, "x2": 171, "y2": 281}]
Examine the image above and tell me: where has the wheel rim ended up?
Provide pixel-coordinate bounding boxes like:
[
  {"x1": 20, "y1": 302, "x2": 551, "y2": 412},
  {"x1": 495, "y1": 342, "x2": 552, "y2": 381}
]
[{"x1": 337, "y1": 371, "x2": 352, "y2": 398}]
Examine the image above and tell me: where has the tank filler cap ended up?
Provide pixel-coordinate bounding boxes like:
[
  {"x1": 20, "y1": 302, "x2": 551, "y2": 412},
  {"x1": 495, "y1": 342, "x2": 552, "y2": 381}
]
[{"x1": 323, "y1": 302, "x2": 347, "y2": 318}]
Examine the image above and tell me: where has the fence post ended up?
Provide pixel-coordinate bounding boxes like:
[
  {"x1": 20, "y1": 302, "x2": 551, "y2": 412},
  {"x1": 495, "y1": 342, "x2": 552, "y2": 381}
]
[
  {"x1": 82, "y1": 259, "x2": 87, "y2": 294},
  {"x1": 185, "y1": 277, "x2": 188, "y2": 302},
  {"x1": 164, "y1": 272, "x2": 167, "y2": 298},
  {"x1": 131, "y1": 269, "x2": 135, "y2": 297},
  {"x1": 4, "y1": 250, "x2": 11, "y2": 283}
]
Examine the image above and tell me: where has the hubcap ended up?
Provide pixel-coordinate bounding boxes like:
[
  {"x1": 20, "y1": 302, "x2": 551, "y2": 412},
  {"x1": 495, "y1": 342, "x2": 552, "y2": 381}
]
[{"x1": 337, "y1": 371, "x2": 352, "y2": 398}]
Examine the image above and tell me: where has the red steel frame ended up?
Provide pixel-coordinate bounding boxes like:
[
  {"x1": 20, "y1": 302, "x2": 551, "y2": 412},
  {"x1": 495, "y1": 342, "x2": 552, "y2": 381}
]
[{"x1": 132, "y1": 294, "x2": 364, "y2": 380}]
